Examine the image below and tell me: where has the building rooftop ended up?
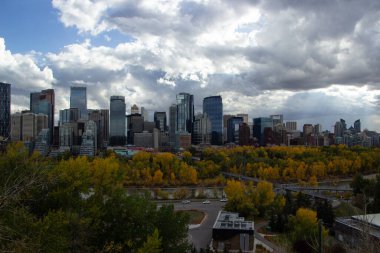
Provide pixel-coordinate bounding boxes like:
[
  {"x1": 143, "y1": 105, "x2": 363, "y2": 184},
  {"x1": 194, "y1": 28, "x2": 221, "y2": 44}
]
[
  {"x1": 336, "y1": 213, "x2": 380, "y2": 239},
  {"x1": 213, "y1": 211, "x2": 254, "y2": 231}
]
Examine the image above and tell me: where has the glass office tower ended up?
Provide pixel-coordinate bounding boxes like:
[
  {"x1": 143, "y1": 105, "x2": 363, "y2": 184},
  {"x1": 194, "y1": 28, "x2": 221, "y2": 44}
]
[
  {"x1": 0, "y1": 82, "x2": 11, "y2": 139},
  {"x1": 70, "y1": 87, "x2": 87, "y2": 120},
  {"x1": 30, "y1": 89, "x2": 55, "y2": 144},
  {"x1": 109, "y1": 96, "x2": 126, "y2": 145},
  {"x1": 253, "y1": 117, "x2": 273, "y2": 146},
  {"x1": 154, "y1": 112, "x2": 167, "y2": 131},
  {"x1": 203, "y1": 95, "x2": 223, "y2": 145},
  {"x1": 176, "y1": 93, "x2": 194, "y2": 134}
]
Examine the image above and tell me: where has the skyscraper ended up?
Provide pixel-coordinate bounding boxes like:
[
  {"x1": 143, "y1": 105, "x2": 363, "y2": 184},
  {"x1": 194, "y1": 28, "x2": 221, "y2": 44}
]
[
  {"x1": 30, "y1": 89, "x2": 55, "y2": 144},
  {"x1": 176, "y1": 93, "x2": 194, "y2": 134},
  {"x1": 88, "y1": 109, "x2": 109, "y2": 148},
  {"x1": 0, "y1": 82, "x2": 11, "y2": 139},
  {"x1": 193, "y1": 113, "x2": 212, "y2": 145},
  {"x1": 227, "y1": 116, "x2": 244, "y2": 143},
  {"x1": 169, "y1": 104, "x2": 177, "y2": 147},
  {"x1": 70, "y1": 87, "x2": 87, "y2": 120},
  {"x1": 203, "y1": 96, "x2": 223, "y2": 145},
  {"x1": 109, "y1": 96, "x2": 126, "y2": 145},
  {"x1": 354, "y1": 119, "x2": 361, "y2": 133},
  {"x1": 253, "y1": 117, "x2": 273, "y2": 146},
  {"x1": 154, "y1": 112, "x2": 167, "y2": 132}
]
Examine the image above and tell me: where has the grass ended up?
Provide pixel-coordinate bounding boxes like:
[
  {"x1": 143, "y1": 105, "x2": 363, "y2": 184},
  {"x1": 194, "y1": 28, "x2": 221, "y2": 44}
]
[
  {"x1": 176, "y1": 210, "x2": 205, "y2": 224},
  {"x1": 334, "y1": 201, "x2": 364, "y2": 217}
]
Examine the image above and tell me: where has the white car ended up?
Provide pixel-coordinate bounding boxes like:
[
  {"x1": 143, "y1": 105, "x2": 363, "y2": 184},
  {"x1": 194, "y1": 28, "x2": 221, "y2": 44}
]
[
  {"x1": 220, "y1": 198, "x2": 228, "y2": 202},
  {"x1": 182, "y1": 200, "x2": 191, "y2": 204},
  {"x1": 202, "y1": 200, "x2": 211, "y2": 204}
]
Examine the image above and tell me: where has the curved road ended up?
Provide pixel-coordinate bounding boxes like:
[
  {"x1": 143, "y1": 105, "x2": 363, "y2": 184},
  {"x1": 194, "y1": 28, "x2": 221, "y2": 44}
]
[{"x1": 172, "y1": 200, "x2": 226, "y2": 250}]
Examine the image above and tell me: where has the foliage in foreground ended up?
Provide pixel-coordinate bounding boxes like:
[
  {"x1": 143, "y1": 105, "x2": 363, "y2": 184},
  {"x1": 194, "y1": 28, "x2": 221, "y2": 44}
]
[{"x1": 0, "y1": 143, "x2": 190, "y2": 253}]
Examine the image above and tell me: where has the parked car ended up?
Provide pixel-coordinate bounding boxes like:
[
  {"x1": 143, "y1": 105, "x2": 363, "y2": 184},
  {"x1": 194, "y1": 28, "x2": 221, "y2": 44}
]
[
  {"x1": 182, "y1": 200, "x2": 191, "y2": 204},
  {"x1": 202, "y1": 200, "x2": 211, "y2": 204},
  {"x1": 220, "y1": 198, "x2": 228, "y2": 202}
]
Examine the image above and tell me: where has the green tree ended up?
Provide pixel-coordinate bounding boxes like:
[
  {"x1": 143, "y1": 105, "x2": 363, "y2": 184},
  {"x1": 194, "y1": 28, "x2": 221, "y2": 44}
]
[{"x1": 137, "y1": 229, "x2": 162, "y2": 253}]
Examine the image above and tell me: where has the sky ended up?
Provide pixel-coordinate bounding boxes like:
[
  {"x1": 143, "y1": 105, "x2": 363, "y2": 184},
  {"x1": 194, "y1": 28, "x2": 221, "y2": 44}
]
[{"x1": 1, "y1": 0, "x2": 380, "y2": 132}]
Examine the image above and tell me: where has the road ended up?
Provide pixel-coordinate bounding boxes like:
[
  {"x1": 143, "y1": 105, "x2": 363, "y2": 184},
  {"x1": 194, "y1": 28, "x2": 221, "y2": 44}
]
[{"x1": 172, "y1": 200, "x2": 226, "y2": 251}]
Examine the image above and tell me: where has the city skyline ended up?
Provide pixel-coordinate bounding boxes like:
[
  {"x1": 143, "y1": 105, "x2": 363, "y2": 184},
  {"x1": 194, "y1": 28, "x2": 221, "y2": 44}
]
[{"x1": 1, "y1": 1, "x2": 380, "y2": 132}]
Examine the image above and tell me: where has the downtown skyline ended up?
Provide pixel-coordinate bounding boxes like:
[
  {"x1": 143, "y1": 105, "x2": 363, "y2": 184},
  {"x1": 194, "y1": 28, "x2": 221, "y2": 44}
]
[{"x1": 1, "y1": 0, "x2": 380, "y2": 132}]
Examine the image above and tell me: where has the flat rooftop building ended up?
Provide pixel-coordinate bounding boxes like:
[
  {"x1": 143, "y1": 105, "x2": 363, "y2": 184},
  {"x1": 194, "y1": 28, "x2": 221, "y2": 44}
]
[{"x1": 212, "y1": 211, "x2": 254, "y2": 252}]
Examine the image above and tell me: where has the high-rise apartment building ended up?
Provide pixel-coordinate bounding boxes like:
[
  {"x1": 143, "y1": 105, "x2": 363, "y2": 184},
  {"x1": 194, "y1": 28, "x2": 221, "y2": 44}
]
[
  {"x1": 80, "y1": 120, "x2": 97, "y2": 156},
  {"x1": 203, "y1": 96, "x2": 223, "y2": 145},
  {"x1": 176, "y1": 93, "x2": 194, "y2": 134},
  {"x1": 154, "y1": 112, "x2": 167, "y2": 132},
  {"x1": 70, "y1": 87, "x2": 87, "y2": 120},
  {"x1": 126, "y1": 114, "x2": 144, "y2": 145},
  {"x1": 110, "y1": 96, "x2": 126, "y2": 145},
  {"x1": 0, "y1": 82, "x2": 11, "y2": 139}
]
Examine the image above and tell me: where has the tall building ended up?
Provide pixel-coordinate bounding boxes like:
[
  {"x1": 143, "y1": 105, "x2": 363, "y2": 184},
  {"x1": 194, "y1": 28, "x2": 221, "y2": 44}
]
[
  {"x1": 223, "y1": 115, "x2": 234, "y2": 143},
  {"x1": 131, "y1": 104, "x2": 139, "y2": 114},
  {"x1": 334, "y1": 121, "x2": 344, "y2": 138},
  {"x1": 203, "y1": 96, "x2": 223, "y2": 145},
  {"x1": 0, "y1": 82, "x2": 11, "y2": 139},
  {"x1": 239, "y1": 123, "x2": 251, "y2": 146},
  {"x1": 59, "y1": 108, "x2": 79, "y2": 125},
  {"x1": 88, "y1": 109, "x2": 109, "y2": 148},
  {"x1": 11, "y1": 112, "x2": 22, "y2": 141},
  {"x1": 237, "y1": 113, "x2": 248, "y2": 124},
  {"x1": 176, "y1": 93, "x2": 194, "y2": 134},
  {"x1": 141, "y1": 106, "x2": 149, "y2": 121},
  {"x1": 109, "y1": 96, "x2": 126, "y2": 145},
  {"x1": 227, "y1": 116, "x2": 244, "y2": 144},
  {"x1": 193, "y1": 113, "x2": 212, "y2": 145},
  {"x1": 169, "y1": 104, "x2": 177, "y2": 148},
  {"x1": 30, "y1": 89, "x2": 55, "y2": 144},
  {"x1": 34, "y1": 129, "x2": 50, "y2": 156},
  {"x1": 270, "y1": 114, "x2": 283, "y2": 127},
  {"x1": 70, "y1": 87, "x2": 87, "y2": 120},
  {"x1": 126, "y1": 114, "x2": 144, "y2": 145},
  {"x1": 286, "y1": 121, "x2": 297, "y2": 131},
  {"x1": 154, "y1": 112, "x2": 167, "y2": 131},
  {"x1": 80, "y1": 120, "x2": 97, "y2": 156},
  {"x1": 303, "y1": 124, "x2": 314, "y2": 136},
  {"x1": 253, "y1": 117, "x2": 273, "y2": 146},
  {"x1": 354, "y1": 119, "x2": 361, "y2": 133},
  {"x1": 21, "y1": 112, "x2": 48, "y2": 142}
]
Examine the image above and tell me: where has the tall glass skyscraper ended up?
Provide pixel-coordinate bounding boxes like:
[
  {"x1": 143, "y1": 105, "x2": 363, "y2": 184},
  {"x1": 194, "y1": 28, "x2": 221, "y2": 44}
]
[
  {"x1": 253, "y1": 117, "x2": 273, "y2": 146},
  {"x1": 70, "y1": 87, "x2": 87, "y2": 120},
  {"x1": 30, "y1": 89, "x2": 55, "y2": 144},
  {"x1": 169, "y1": 104, "x2": 177, "y2": 147},
  {"x1": 154, "y1": 112, "x2": 167, "y2": 131},
  {"x1": 110, "y1": 96, "x2": 126, "y2": 145},
  {"x1": 203, "y1": 95, "x2": 223, "y2": 145},
  {"x1": 176, "y1": 93, "x2": 194, "y2": 134},
  {"x1": 0, "y1": 82, "x2": 11, "y2": 139}
]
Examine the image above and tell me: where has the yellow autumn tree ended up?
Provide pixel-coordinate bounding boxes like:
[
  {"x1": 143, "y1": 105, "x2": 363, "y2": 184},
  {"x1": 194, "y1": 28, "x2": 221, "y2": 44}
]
[{"x1": 152, "y1": 169, "x2": 163, "y2": 185}]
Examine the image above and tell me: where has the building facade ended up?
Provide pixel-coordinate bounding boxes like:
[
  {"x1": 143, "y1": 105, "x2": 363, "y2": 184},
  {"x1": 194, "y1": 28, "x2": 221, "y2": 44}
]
[
  {"x1": 193, "y1": 113, "x2": 212, "y2": 145},
  {"x1": 88, "y1": 109, "x2": 109, "y2": 148},
  {"x1": 154, "y1": 111, "x2": 167, "y2": 132},
  {"x1": 227, "y1": 116, "x2": 244, "y2": 144},
  {"x1": 0, "y1": 82, "x2": 11, "y2": 139},
  {"x1": 203, "y1": 96, "x2": 223, "y2": 145},
  {"x1": 30, "y1": 89, "x2": 55, "y2": 141},
  {"x1": 176, "y1": 93, "x2": 194, "y2": 134},
  {"x1": 70, "y1": 87, "x2": 87, "y2": 120},
  {"x1": 169, "y1": 104, "x2": 177, "y2": 148},
  {"x1": 109, "y1": 96, "x2": 126, "y2": 145},
  {"x1": 253, "y1": 117, "x2": 273, "y2": 146}
]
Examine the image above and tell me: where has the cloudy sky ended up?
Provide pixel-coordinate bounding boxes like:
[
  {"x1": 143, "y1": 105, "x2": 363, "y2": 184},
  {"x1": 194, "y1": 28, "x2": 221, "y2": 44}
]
[{"x1": 1, "y1": 0, "x2": 380, "y2": 131}]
